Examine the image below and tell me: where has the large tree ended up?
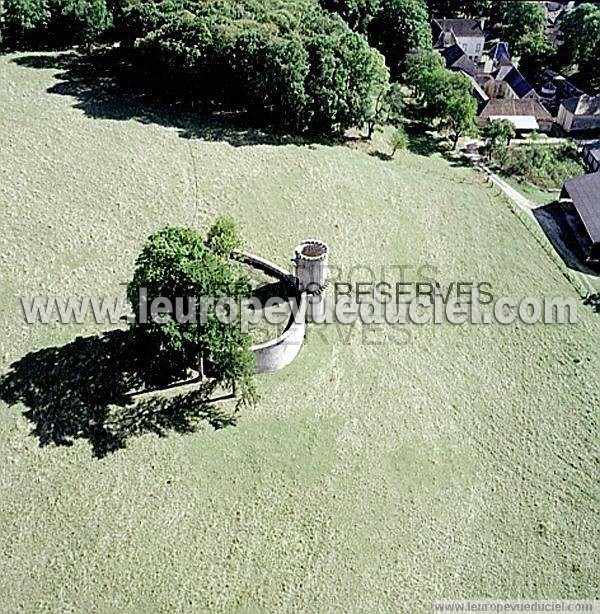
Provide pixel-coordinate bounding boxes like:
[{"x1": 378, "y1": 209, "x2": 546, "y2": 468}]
[
  {"x1": 404, "y1": 47, "x2": 444, "y2": 97},
  {"x1": 493, "y1": 1, "x2": 554, "y2": 78},
  {"x1": 425, "y1": 0, "x2": 492, "y2": 19},
  {"x1": 127, "y1": 221, "x2": 257, "y2": 406},
  {"x1": 446, "y1": 91, "x2": 477, "y2": 149},
  {"x1": 318, "y1": 0, "x2": 381, "y2": 33},
  {"x1": 561, "y1": 3, "x2": 600, "y2": 88},
  {"x1": 368, "y1": 0, "x2": 431, "y2": 76},
  {"x1": 411, "y1": 63, "x2": 478, "y2": 147},
  {"x1": 133, "y1": 0, "x2": 390, "y2": 136},
  {"x1": 495, "y1": 1, "x2": 545, "y2": 56}
]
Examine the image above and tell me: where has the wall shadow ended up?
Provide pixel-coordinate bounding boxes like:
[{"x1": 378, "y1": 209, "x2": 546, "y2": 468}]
[
  {"x1": 0, "y1": 330, "x2": 236, "y2": 459},
  {"x1": 10, "y1": 50, "x2": 330, "y2": 148},
  {"x1": 532, "y1": 201, "x2": 600, "y2": 277}
]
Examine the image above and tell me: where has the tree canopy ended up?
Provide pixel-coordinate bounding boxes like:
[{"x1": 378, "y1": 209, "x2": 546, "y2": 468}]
[
  {"x1": 483, "y1": 119, "x2": 515, "y2": 148},
  {"x1": 368, "y1": 0, "x2": 431, "y2": 77},
  {"x1": 561, "y1": 3, "x2": 600, "y2": 88},
  {"x1": 494, "y1": 2, "x2": 546, "y2": 57},
  {"x1": 127, "y1": 221, "x2": 257, "y2": 406},
  {"x1": 1, "y1": 0, "x2": 112, "y2": 47},
  {"x1": 129, "y1": 0, "x2": 390, "y2": 135},
  {"x1": 406, "y1": 53, "x2": 478, "y2": 148}
]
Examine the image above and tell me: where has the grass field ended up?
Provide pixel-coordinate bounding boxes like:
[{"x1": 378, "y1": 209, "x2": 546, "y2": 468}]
[{"x1": 0, "y1": 51, "x2": 599, "y2": 612}]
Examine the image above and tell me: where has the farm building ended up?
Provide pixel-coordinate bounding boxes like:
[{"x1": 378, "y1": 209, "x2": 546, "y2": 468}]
[
  {"x1": 561, "y1": 173, "x2": 600, "y2": 262},
  {"x1": 479, "y1": 65, "x2": 538, "y2": 100},
  {"x1": 582, "y1": 142, "x2": 600, "y2": 172},
  {"x1": 431, "y1": 18, "x2": 486, "y2": 61},
  {"x1": 538, "y1": 70, "x2": 584, "y2": 116},
  {"x1": 478, "y1": 98, "x2": 553, "y2": 133},
  {"x1": 557, "y1": 95, "x2": 600, "y2": 134}
]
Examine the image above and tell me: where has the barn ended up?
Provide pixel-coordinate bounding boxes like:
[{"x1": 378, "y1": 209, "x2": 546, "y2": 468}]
[{"x1": 561, "y1": 173, "x2": 600, "y2": 262}]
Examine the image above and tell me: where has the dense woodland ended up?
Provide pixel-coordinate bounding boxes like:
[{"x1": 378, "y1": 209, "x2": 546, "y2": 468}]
[{"x1": 1, "y1": 0, "x2": 598, "y2": 136}]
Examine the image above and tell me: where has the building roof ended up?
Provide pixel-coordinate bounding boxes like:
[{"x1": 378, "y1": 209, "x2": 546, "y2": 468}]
[
  {"x1": 432, "y1": 18, "x2": 485, "y2": 40},
  {"x1": 441, "y1": 44, "x2": 478, "y2": 77},
  {"x1": 554, "y1": 75, "x2": 584, "y2": 100},
  {"x1": 488, "y1": 115, "x2": 539, "y2": 130},
  {"x1": 562, "y1": 173, "x2": 600, "y2": 244},
  {"x1": 479, "y1": 98, "x2": 552, "y2": 120},
  {"x1": 503, "y1": 67, "x2": 536, "y2": 98},
  {"x1": 490, "y1": 41, "x2": 510, "y2": 63},
  {"x1": 496, "y1": 65, "x2": 513, "y2": 81},
  {"x1": 468, "y1": 75, "x2": 490, "y2": 103},
  {"x1": 561, "y1": 95, "x2": 600, "y2": 116},
  {"x1": 583, "y1": 142, "x2": 600, "y2": 165},
  {"x1": 543, "y1": 70, "x2": 584, "y2": 100}
]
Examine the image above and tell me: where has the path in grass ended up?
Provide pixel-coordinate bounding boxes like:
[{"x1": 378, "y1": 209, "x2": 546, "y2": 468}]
[{"x1": 473, "y1": 158, "x2": 599, "y2": 294}]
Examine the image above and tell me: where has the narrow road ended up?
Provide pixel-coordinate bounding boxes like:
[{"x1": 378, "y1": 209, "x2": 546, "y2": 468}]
[{"x1": 469, "y1": 156, "x2": 597, "y2": 296}]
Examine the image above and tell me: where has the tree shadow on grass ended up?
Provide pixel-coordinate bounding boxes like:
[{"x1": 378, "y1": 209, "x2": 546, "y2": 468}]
[
  {"x1": 405, "y1": 123, "x2": 447, "y2": 158},
  {"x1": 0, "y1": 330, "x2": 236, "y2": 459},
  {"x1": 10, "y1": 50, "x2": 330, "y2": 148},
  {"x1": 368, "y1": 150, "x2": 393, "y2": 162},
  {"x1": 583, "y1": 293, "x2": 600, "y2": 313}
]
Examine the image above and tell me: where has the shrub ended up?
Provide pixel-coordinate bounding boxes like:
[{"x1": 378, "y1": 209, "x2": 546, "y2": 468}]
[
  {"x1": 389, "y1": 124, "x2": 408, "y2": 157},
  {"x1": 1, "y1": 0, "x2": 111, "y2": 48},
  {"x1": 206, "y1": 216, "x2": 243, "y2": 257},
  {"x1": 490, "y1": 140, "x2": 586, "y2": 190}
]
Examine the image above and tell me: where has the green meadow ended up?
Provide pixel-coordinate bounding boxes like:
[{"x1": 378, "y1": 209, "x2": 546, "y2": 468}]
[{"x1": 0, "y1": 52, "x2": 598, "y2": 612}]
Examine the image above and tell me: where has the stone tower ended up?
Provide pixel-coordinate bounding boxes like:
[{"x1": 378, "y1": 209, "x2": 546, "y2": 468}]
[{"x1": 293, "y1": 240, "x2": 329, "y2": 322}]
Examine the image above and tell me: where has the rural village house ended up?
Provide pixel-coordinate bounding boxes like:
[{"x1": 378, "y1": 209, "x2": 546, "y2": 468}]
[
  {"x1": 431, "y1": 18, "x2": 486, "y2": 61},
  {"x1": 557, "y1": 95, "x2": 600, "y2": 134},
  {"x1": 561, "y1": 172, "x2": 600, "y2": 262},
  {"x1": 478, "y1": 98, "x2": 553, "y2": 133},
  {"x1": 582, "y1": 142, "x2": 600, "y2": 173}
]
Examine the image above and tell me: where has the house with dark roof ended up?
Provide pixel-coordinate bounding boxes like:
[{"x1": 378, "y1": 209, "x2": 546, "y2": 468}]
[
  {"x1": 502, "y1": 67, "x2": 538, "y2": 99},
  {"x1": 557, "y1": 95, "x2": 600, "y2": 134},
  {"x1": 439, "y1": 44, "x2": 488, "y2": 103},
  {"x1": 539, "y1": 70, "x2": 584, "y2": 116},
  {"x1": 561, "y1": 173, "x2": 600, "y2": 262},
  {"x1": 431, "y1": 18, "x2": 486, "y2": 61},
  {"x1": 441, "y1": 44, "x2": 478, "y2": 77},
  {"x1": 475, "y1": 41, "x2": 538, "y2": 102},
  {"x1": 478, "y1": 98, "x2": 553, "y2": 133},
  {"x1": 479, "y1": 65, "x2": 538, "y2": 100},
  {"x1": 488, "y1": 42, "x2": 510, "y2": 69},
  {"x1": 582, "y1": 142, "x2": 600, "y2": 173}
]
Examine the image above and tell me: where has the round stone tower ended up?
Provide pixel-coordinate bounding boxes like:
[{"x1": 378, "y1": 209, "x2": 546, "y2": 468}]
[{"x1": 293, "y1": 240, "x2": 329, "y2": 322}]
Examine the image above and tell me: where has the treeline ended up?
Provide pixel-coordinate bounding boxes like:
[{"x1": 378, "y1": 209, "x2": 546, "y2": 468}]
[
  {"x1": 0, "y1": 0, "x2": 438, "y2": 135},
  {"x1": 125, "y1": 0, "x2": 391, "y2": 135}
]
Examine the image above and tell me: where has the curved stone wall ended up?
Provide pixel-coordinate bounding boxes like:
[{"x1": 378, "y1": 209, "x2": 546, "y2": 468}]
[{"x1": 236, "y1": 250, "x2": 307, "y2": 374}]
